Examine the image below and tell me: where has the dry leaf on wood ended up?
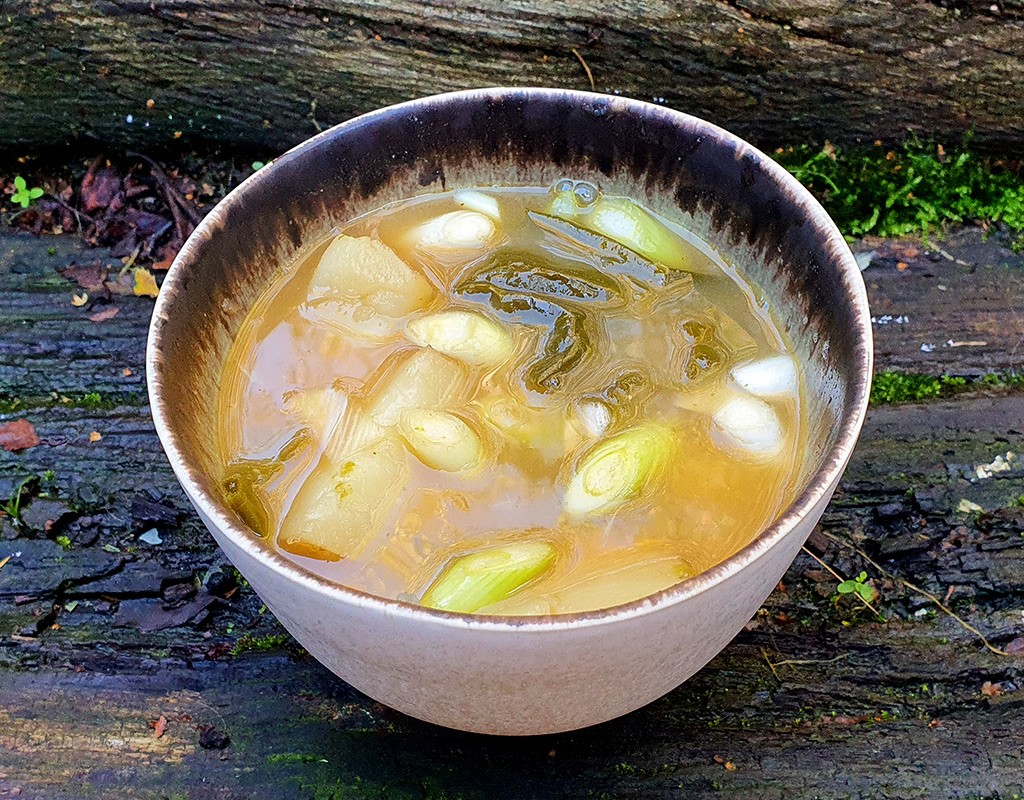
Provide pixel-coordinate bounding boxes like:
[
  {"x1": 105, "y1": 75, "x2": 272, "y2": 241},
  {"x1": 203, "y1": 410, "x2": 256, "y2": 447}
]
[
  {"x1": 0, "y1": 419, "x2": 41, "y2": 451},
  {"x1": 88, "y1": 307, "x2": 120, "y2": 323}
]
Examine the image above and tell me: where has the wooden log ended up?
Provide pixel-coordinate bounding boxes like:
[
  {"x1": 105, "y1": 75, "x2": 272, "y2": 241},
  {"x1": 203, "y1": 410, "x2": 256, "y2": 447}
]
[
  {"x1": 2, "y1": 1, "x2": 1024, "y2": 154},
  {"x1": 2, "y1": 228, "x2": 1024, "y2": 797}
]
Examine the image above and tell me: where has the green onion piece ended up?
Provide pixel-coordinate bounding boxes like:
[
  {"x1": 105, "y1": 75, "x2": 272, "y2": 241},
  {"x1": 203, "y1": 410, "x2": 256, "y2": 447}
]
[
  {"x1": 420, "y1": 541, "x2": 557, "y2": 613},
  {"x1": 563, "y1": 423, "x2": 675, "y2": 518},
  {"x1": 588, "y1": 198, "x2": 696, "y2": 272},
  {"x1": 406, "y1": 309, "x2": 514, "y2": 368},
  {"x1": 399, "y1": 409, "x2": 484, "y2": 473}
]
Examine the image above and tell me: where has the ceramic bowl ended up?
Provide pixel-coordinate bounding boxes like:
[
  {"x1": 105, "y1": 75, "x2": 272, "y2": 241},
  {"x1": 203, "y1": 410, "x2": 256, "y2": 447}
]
[{"x1": 147, "y1": 88, "x2": 872, "y2": 735}]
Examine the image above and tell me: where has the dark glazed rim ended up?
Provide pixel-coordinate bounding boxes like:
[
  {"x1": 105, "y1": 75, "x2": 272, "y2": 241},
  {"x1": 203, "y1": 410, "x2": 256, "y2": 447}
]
[{"x1": 147, "y1": 88, "x2": 873, "y2": 632}]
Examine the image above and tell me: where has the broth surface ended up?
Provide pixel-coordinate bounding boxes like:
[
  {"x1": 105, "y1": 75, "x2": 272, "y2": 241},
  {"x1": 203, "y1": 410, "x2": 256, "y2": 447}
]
[{"x1": 217, "y1": 182, "x2": 806, "y2": 615}]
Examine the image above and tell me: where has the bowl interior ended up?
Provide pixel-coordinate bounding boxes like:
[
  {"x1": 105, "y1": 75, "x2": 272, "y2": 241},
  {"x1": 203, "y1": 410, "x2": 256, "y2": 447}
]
[{"x1": 149, "y1": 88, "x2": 870, "y2": 616}]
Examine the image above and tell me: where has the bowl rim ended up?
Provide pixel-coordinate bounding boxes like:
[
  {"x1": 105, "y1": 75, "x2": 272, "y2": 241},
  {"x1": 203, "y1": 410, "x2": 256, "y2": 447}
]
[{"x1": 147, "y1": 86, "x2": 873, "y2": 632}]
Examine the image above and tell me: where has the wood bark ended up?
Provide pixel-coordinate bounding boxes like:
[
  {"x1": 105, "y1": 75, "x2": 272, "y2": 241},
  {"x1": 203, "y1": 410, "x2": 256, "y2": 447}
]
[
  {"x1": 1, "y1": 228, "x2": 1024, "y2": 797},
  {"x1": 1, "y1": 1, "x2": 1024, "y2": 154}
]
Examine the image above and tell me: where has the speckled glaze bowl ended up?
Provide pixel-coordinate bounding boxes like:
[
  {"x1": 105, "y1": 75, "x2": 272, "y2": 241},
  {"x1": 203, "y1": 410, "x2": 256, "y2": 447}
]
[{"x1": 147, "y1": 88, "x2": 871, "y2": 735}]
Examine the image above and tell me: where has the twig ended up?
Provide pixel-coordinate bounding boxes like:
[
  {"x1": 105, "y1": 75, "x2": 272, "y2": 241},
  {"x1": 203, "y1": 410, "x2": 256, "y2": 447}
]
[
  {"x1": 127, "y1": 151, "x2": 202, "y2": 226},
  {"x1": 821, "y1": 531, "x2": 1008, "y2": 657},
  {"x1": 50, "y1": 196, "x2": 94, "y2": 236},
  {"x1": 801, "y1": 546, "x2": 882, "y2": 617},
  {"x1": 934, "y1": 246, "x2": 972, "y2": 268},
  {"x1": 770, "y1": 653, "x2": 849, "y2": 669},
  {"x1": 0, "y1": 555, "x2": 10, "y2": 571},
  {"x1": 571, "y1": 48, "x2": 596, "y2": 92}
]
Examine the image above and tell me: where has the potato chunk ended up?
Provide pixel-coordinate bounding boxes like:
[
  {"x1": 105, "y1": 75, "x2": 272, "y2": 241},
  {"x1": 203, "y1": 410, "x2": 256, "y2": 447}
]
[
  {"x1": 710, "y1": 395, "x2": 784, "y2": 460},
  {"x1": 278, "y1": 437, "x2": 409, "y2": 562},
  {"x1": 306, "y1": 234, "x2": 436, "y2": 342},
  {"x1": 412, "y1": 211, "x2": 497, "y2": 251},
  {"x1": 365, "y1": 347, "x2": 474, "y2": 428},
  {"x1": 730, "y1": 355, "x2": 799, "y2": 399}
]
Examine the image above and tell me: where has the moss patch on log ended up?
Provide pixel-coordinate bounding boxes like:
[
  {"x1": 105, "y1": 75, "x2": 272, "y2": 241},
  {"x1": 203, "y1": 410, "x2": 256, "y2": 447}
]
[
  {"x1": 870, "y1": 370, "x2": 1024, "y2": 406},
  {"x1": 775, "y1": 140, "x2": 1024, "y2": 247}
]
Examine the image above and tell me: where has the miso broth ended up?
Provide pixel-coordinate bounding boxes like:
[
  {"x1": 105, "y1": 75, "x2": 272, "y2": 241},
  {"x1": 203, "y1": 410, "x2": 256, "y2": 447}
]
[{"x1": 217, "y1": 180, "x2": 806, "y2": 615}]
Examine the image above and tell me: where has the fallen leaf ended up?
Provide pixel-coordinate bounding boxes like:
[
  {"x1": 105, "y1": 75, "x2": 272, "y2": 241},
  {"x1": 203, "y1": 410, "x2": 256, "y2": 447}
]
[
  {"x1": 81, "y1": 157, "x2": 123, "y2": 215},
  {"x1": 897, "y1": 261, "x2": 909, "y2": 271},
  {"x1": 122, "y1": 367, "x2": 134, "y2": 377},
  {"x1": 59, "y1": 261, "x2": 109, "y2": 292},
  {"x1": 725, "y1": 762, "x2": 736, "y2": 771},
  {"x1": 713, "y1": 755, "x2": 724, "y2": 764},
  {"x1": 981, "y1": 681, "x2": 1002, "y2": 698},
  {"x1": 71, "y1": 292, "x2": 89, "y2": 307},
  {"x1": 0, "y1": 419, "x2": 41, "y2": 451},
  {"x1": 1005, "y1": 637, "x2": 1024, "y2": 655},
  {"x1": 928, "y1": 718, "x2": 944, "y2": 729},
  {"x1": 151, "y1": 715, "x2": 168, "y2": 738},
  {"x1": 105, "y1": 269, "x2": 137, "y2": 296},
  {"x1": 88, "y1": 307, "x2": 120, "y2": 323},
  {"x1": 88, "y1": 431, "x2": 102, "y2": 443},
  {"x1": 146, "y1": 98, "x2": 155, "y2": 109},
  {"x1": 132, "y1": 267, "x2": 160, "y2": 298}
]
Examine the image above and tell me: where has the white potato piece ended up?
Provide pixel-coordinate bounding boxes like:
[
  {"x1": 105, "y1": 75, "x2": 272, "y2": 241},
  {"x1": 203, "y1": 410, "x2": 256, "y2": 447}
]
[
  {"x1": 452, "y1": 189, "x2": 501, "y2": 220},
  {"x1": 412, "y1": 211, "x2": 496, "y2": 251},
  {"x1": 366, "y1": 348, "x2": 473, "y2": 427},
  {"x1": 284, "y1": 385, "x2": 386, "y2": 460},
  {"x1": 305, "y1": 235, "x2": 434, "y2": 323},
  {"x1": 400, "y1": 409, "x2": 484, "y2": 473},
  {"x1": 406, "y1": 310, "x2": 514, "y2": 368},
  {"x1": 301, "y1": 299, "x2": 400, "y2": 344},
  {"x1": 730, "y1": 355, "x2": 799, "y2": 399},
  {"x1": 574, "y1": 398, "x2": 614, "y2": 438},
  {"x1": 278, "y1": 437, "x2": 409, "y2": 562},
  {"x1": 710, "y1": 395, "x2": 784, "y2": 460}
]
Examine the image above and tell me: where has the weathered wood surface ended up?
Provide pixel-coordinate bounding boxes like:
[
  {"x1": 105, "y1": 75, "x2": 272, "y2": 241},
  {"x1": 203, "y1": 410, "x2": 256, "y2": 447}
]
[
  {"x1": 3, "y1": 1, "x2": 1024, "y2": 155},
  {"x1": 1, "y1": 228, "x2": 1024, "y2": 799}
]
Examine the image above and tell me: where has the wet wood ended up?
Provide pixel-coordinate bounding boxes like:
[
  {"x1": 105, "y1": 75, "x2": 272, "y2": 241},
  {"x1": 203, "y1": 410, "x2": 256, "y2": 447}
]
[
  {"x1": 3, "y1": 1, "x2": 1024, "y2": 154},
  {"x1": 2, "y1": 228, "x2": 1024, "y2": 798}
]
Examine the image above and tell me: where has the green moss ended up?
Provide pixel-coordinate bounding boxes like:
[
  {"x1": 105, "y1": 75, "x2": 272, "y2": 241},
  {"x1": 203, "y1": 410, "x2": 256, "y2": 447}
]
[
  {"x1": 870, "y1": 372, "x2": 967, "y2": 405},
  {"x1": 268, "y1": 752, "x2": 324, "y2": 766},
  {"x1": 231, "y1": 632, "x2": 293, "y2": 657},
  {"x1": 870, "y1": 370, "x2": 1024, "y2": 405},
  {"x1": 774, "y1": 139, "x2": 1024, "y2": 244},
  {"x1": 0, "y1": 391, "x2": 141, "y2": 413}
]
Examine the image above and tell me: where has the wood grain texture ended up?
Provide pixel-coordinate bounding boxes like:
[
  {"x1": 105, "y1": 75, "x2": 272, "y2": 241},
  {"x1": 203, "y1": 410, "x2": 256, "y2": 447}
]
[
  {"x1": 1, "y1": 229, "x2": 1024, "y2": 798},
  {"x1": 2, "y1": 1, "x2": 1024, "y2": 153}
]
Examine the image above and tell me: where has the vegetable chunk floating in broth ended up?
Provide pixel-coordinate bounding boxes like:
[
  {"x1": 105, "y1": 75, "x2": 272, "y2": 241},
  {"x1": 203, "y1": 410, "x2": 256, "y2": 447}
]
[{"x1": 218, "y1": 180, "x2": 806, "y2": 615}]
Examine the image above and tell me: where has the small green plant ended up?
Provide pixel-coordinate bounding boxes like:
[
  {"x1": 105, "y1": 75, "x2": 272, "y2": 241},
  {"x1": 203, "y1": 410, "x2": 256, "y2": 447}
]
[
  {"x1": 1, "y1": 475, "x2": 36, "y2": 522},
  {"x1": 836, "y1": 571, "x2": 878, "y2": 603},
  {"x1": 10, "y1": 176, "x2": 44, "y2": 208},
  {"x1": 55, "y1": 535, "x2": 72, "y2": 551}
]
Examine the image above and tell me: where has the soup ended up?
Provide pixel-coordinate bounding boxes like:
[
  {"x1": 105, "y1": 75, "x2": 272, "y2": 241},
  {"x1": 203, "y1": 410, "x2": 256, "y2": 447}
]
[{"x1": 217, "y1": 180, "x2": 806, "y2": 615}]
